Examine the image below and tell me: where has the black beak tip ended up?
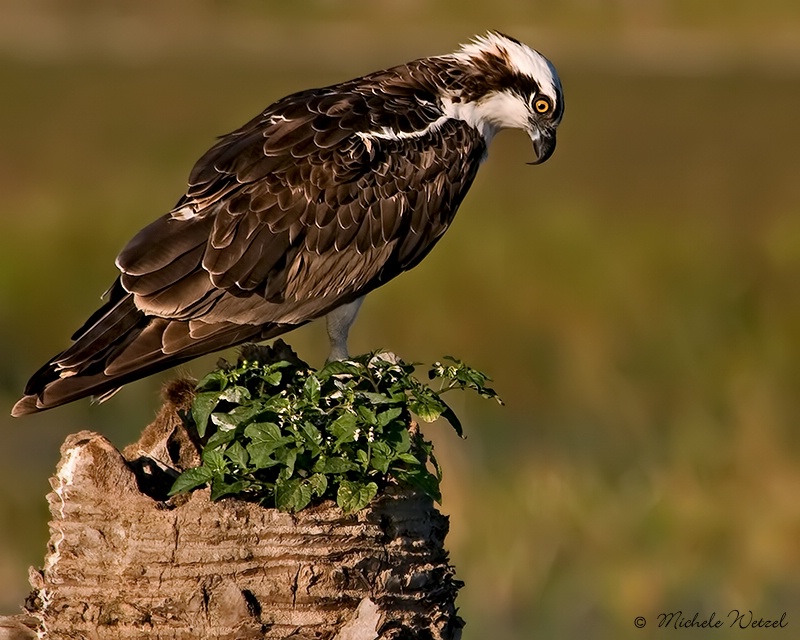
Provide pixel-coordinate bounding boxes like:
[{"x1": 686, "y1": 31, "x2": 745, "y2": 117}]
[{"x1": 527, "y1": 133, "x2": 557, "y2": 165}]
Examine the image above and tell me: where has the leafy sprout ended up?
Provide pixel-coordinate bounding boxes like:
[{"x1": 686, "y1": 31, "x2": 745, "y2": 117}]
[{"x1": 169, "y1": 347, "x2": 502, "y2": 513}]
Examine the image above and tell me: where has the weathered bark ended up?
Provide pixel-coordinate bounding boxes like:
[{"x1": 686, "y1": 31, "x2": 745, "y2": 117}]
[
  {"x1": 20, "y1": 381, "x2": 463, "y2": 639},
  {"x1": 0, "y1": 614, "x2": 37, "y2": 640}
]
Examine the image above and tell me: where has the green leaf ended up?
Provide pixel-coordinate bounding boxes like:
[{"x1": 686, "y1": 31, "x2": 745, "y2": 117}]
[
  {"x1": 275, "y1": 478, "x2": 312, "y2": 512},
  {"x1": 430, "y1": 449, "x2": 443, "y2": 482},
  {"x1": 262, "y1": 369, "x2": 283, "y2": 386},
  {"x1": 337, "y1": 480, "x2": 378, "y2": 513},
  {"x1": 226, "y1": 403, "x2": 263, "y2": 426},
  {"x1": 479, "y1": 386, "x2": 503, "y2": 404},
  {"x1": 202, "y1": 448, "x2": 227, "y2": 478},
  {"x1": 205, "y1": 428, "x2": 236, "y2": 450},
  {"x1": 302, "y1": 374, "x2": 321, "y2": 405},
  {"x1": 356, "y1": 405, "x2": 377, "y2": 425},
  {"x1": 276, "y1": 446, "x2": 297, "y2": 476},
  {"x1": 408, "y1": 391, "x2": 446, "y2": 423},
  {"x1": 377, "y1": 407, "x2": 403, "y2": 427},
  {"x1": 245, "y1": 422, "x2": 290, "y2": 451},
  {"x1": 246, "y1": 444, "x2": 281, "y2": 469},
  {"x1": 440, "y1": 404, "x2": 464, "y2": 438},
  {"x1": 433, "y1": 358, "x2": 503, "y2": 404},
  {"x1": 308, "y1": 473, "x2": 328, "y2": 497},
  {"x1": 225, "y1": 441, "x2": 249, "y2": 469},
  {"x1": 191, "y1": 391, "x2": 221, "y2": 437},
  {"x1": 169, "y1": 466, "x2": 214, "y2": 495},
  {"x1": 369, "y1": 441, "x2": 393, "y2": 474},
  {"x1": 245, "y1": 422, "x2": 290, "y2": 469},
  {"x1": 356, "y1": 391, "x2": 393, "y2": 405},
  {"x1": 395, "y1": 468, "x2": 441, "y2": 503},
  {"x1": 264, "y1": 360, "x2": 294, "y2": 372},
  {"x1": 261, "y1": 395, "x2": 292, "y2": 414},
  {"x1": 317, "y1": 360, "x2": 361, "y2": 380},
  {"x1": 210, "y1": 412, "x2": 239, "y2": 432},
  {"x1": 330, "y1": 412, "x2": 359, "y2": 445},
  {"x1": 298, "y1": 421, "x2": 322, "y2": 455},
  {"x1": 396, "y1": 452, "x2": 422, "y2": 466},
  {"x1": 175, "y1": 350, "x2": 496, "y2": 513},
  {"x1": 195, "y1": 370, "x2": 228, "y2": 392},
  {"x1": 210, "y1": 479, "x2": 249, "y2": 501},
  {"x1": 461, "y1": 366, "x2": 493, "y2": 391},
  {"x1": 218, "y1": 385, "x2": 251, "y2": 404},
  {"x1": 313, "y1": 456, "x2": 355, "y2": 474},
  {"x1": 390, "y1": 426, "x2": 411, "y2": 453}
]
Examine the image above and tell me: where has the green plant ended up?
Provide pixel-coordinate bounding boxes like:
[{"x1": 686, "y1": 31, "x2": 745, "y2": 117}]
[{"x1": 169, "y1": 347, "x2": 501, "y2": 513}]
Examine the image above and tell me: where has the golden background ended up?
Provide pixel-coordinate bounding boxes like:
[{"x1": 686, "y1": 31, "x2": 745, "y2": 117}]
[{"x1": 1, "y1": 1, "x2": 799, "y2": 637}]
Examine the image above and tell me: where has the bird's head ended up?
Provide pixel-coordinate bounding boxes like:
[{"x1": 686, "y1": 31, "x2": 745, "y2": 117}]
[{"x1": 443, "y1": 32, "x2": 564, "y2": 164}]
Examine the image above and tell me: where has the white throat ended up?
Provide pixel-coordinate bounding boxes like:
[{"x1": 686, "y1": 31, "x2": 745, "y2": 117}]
[{"x1": 442, "y1": 91, "x2": 530, "y2": 143}]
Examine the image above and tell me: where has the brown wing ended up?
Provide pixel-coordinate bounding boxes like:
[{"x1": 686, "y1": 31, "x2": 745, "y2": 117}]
[{"x1": 13, "y1": 67, "x2": 487, "y2": 415}]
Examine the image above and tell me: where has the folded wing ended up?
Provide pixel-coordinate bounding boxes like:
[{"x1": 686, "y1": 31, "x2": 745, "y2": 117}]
[{"x1": 13, "y1": 71, "x2": 487, "y2": 415}]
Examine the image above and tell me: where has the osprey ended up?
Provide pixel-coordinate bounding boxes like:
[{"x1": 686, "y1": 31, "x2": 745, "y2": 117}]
[{"x1": 12, "y1": 31, "x2": 563, "y2": 416}]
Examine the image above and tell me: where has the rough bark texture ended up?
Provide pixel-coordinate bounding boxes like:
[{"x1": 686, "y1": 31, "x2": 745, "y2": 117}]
[
  {"x1": 19, "y1": 381, "x2": 464, "y2": 639},
  {"x1": 0, "y1": 615, "x2": 37, "y2": 640}
]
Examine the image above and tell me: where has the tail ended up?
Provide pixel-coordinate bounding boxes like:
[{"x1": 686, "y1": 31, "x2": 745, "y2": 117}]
[{"x1": 12, "y1": 280, "x2": 287, "y2": 416}]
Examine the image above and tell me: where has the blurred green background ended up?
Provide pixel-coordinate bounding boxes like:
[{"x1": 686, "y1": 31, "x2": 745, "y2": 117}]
[{"x1": 2, "y1": 1, "x2": 800, "y2": 638}]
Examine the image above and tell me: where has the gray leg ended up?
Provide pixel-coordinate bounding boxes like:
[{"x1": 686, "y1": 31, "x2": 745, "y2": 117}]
[{"x1": 325, "y1": 297, "x2": 365, "y2": 361}]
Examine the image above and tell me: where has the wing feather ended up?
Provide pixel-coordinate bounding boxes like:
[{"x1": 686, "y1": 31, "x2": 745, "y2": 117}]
[
  {"x1": 116, "y1": 215, "x2": 211, "y2": 277},
  {"x1": 55, "y1": 289, "x2": 142, "y2": 369},
  {"x1": 121, "y1": 112, "x2": 485, "y2": 325},
  {"x1": 120, "y1": 243, "x2": 205, "y2": 297},
  {"x1": 133, "y1": 270, "x2": 215, "y2": 318}
]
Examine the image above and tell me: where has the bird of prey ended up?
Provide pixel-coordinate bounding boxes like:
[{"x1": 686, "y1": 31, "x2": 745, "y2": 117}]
[{"x1": 12, "y1": 31, "x2": 563, "y2": 416}]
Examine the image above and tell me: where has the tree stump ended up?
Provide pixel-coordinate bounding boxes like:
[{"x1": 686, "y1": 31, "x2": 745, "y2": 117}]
[{"x1": 16, "y1": 381, "x2": 464, "y2": 639}]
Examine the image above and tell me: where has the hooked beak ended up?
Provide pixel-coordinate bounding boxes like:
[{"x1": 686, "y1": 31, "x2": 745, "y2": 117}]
[{"x1": 527, "y1": 128, "x2": 557, "y2": 165}]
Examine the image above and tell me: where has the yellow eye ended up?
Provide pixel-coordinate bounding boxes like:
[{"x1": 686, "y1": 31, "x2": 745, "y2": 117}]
[{"x1": 534, "y1": 98, "x2": 551, "y2": 114}]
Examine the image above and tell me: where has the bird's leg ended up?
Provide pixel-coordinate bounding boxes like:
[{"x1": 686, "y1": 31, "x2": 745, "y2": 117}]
[{"x1": 325, "y1": 297, "x2": 365, "y2": 362}]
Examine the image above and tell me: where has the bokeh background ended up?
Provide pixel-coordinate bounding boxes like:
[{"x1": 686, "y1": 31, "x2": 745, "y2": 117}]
[{"x1": 2, "y1": 1, "x2": 800, "y2": 638}]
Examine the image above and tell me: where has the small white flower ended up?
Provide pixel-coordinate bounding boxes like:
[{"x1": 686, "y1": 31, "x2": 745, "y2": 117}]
[{"x1": 353, "y1": 428, "x2": 361, "y2": 441}]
